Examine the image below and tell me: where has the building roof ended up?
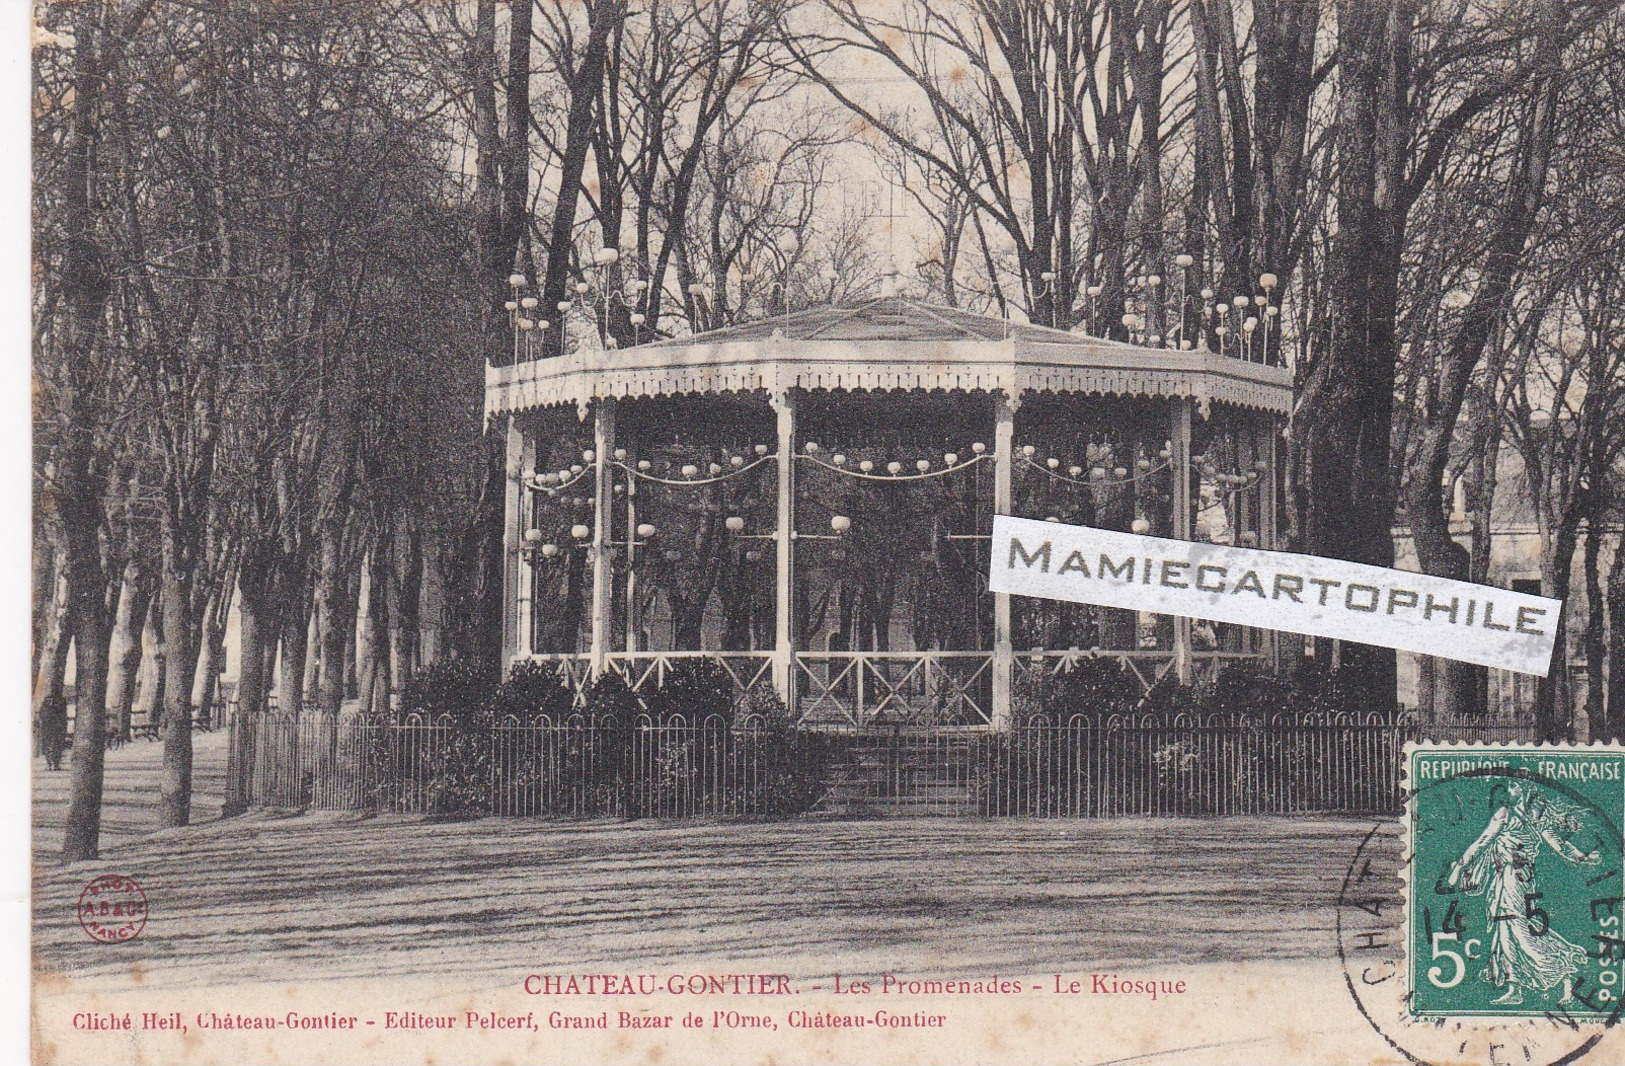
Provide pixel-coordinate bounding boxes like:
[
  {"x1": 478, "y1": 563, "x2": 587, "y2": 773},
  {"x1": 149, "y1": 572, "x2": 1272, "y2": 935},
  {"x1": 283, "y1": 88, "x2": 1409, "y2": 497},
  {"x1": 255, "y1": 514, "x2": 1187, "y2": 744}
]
[{"x1": 486, "y1": 296, "x2": 1294, "y2": 420}]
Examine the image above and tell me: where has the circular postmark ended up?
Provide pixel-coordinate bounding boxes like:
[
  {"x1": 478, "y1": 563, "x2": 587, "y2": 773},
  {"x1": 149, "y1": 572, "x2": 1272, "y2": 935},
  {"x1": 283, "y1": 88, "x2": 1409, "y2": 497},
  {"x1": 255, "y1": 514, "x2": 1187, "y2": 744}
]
[
  {"x1": 1337, "y1": 760, "x2": 1625, "y2": 1066},
  {"x1": 77, "y1": 874, "x2": 148, "y2": 944}
]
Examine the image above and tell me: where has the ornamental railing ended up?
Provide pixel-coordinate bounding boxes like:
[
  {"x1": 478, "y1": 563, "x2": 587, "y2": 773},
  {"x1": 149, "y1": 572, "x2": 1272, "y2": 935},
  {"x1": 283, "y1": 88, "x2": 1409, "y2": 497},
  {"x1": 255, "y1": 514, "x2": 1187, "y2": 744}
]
[
  {"x1": 522, "y1": 652, "x2": 775, "y2": 715},
  {"x1": 977, "y1": 711, "x2": 1405, "y2": 816},
  {"x1": 225, "y1": 710, "x2": 825, "y2": 819},
  {"x1": 518, "y1": 648, "x2": 1265, "y2": 728},
  {"x1": 225, "y1": 707, "x2": 1536, "y2": 820},
  {"x1": 1012, "y1": 648, "x2": 1264, "y2": 696},
  {"x1": 794, "y1": 651, "x2": 995, "y2": 728}
]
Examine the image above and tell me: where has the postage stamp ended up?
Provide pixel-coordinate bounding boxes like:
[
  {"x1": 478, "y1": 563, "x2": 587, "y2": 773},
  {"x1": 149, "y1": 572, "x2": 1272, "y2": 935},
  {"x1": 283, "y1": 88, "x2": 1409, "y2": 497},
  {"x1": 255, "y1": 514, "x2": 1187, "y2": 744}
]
[{"x1": 1407, "y1": 745, "x2": 1625, "y2": 1020}]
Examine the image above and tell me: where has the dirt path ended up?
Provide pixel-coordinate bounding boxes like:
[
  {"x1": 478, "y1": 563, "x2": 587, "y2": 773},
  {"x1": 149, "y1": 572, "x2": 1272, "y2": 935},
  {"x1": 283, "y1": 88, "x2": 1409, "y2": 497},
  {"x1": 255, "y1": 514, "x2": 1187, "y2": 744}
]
[
  {"x1": 32, "y1": 746, "x2": 1487, "y2": 1064},
  {"x1": 35, "y1": 738, "x2": 1377, "y2": 990},
  {"x1": 31, "y1": 730, "x2": 230, "y2": 867}
]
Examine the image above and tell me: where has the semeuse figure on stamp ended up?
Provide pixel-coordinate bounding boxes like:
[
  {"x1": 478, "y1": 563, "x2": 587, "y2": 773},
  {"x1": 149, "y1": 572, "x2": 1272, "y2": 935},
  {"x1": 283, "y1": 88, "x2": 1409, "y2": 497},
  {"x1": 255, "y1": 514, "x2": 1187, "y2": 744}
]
[{"x1": 1447, "y1": 779, "x2": 1600, "y2": 1006}]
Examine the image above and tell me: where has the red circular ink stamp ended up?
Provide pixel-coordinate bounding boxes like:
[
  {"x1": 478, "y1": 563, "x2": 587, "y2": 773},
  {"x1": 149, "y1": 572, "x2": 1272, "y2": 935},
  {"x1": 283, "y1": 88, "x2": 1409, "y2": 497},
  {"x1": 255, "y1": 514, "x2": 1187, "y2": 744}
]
[{"x1": 77, "y1": 875, "x2": 148, "y2": 943}]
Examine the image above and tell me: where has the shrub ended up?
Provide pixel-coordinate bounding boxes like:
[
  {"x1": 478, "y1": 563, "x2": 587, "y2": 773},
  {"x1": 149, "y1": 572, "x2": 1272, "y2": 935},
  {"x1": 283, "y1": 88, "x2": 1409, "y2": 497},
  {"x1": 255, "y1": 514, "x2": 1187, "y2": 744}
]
[
  {"x1": 1138, "y1": 672, "x2": 1201, "y2": 718},
  {"x1": 1046, "y1": 656, "x2": 1146, "y2": 720},
  {"x1": 419, "y1": 727, "x2": 495, "y2": 817},
  {"x1": 729, "y1": 688, "x2": 826, "y2": 816},
  {"x1": 399, "y1": 659, "x2": 498, "y2": 726},
  {"x1": 1010, "y1": 665, "x2": 1055, "y2": 723},
  {"x1": 1204, "y1": 661, "x2": 1296, "y2": 719},
  {"x1": 1296, "y1": 668, "x2": 1372, "y2": 717},
  {"x1": 985, "y1": 659, "x2": 1311, "y2": 815},
  {"x1": 582, "y1": 671, "x2": 641, "y2": 722},
  {"x1": 627, "y1": 660, "x2": 733, "y2": 815},
  {"x1": 361, "y1": 659, "x2": 825, "y2": 820},
  {"x1": 491, "y1": 660, "x2": 576, "y2": 721},
  {"x1": 736, "y1": 684, "x2": 793, "y2": 727},
  {"x1": 368, "y1": 661, "x2": 500, "y2": 817},
  {"x1": 643, "y1": 658, "x2": 734, "y2": 724}
]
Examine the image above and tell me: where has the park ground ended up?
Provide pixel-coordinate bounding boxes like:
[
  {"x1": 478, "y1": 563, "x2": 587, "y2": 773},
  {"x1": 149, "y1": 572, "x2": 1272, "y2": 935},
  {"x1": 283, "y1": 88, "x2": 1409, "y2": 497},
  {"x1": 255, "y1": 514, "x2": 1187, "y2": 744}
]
[
  {"x1": 29, "y1": 737, "x2": 1608, "y2": 1065},
  {"x1": 33, "y1": 733, "x2": 1363, "y2": 988}
]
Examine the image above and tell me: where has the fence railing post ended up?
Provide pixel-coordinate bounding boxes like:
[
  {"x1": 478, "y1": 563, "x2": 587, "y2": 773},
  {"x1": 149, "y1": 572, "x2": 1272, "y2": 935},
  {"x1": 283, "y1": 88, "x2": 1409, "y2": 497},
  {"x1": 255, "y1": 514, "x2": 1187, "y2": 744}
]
[{"x1": 216, "y1": 700, "x2": 1536, "y2": 822}]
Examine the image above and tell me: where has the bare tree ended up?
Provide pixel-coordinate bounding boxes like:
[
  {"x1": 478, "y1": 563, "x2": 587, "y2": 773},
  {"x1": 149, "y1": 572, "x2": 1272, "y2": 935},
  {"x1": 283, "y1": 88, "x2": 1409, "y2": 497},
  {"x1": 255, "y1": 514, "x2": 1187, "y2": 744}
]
[
  {"x1": 791, "y1": 0, "x2": 1176, "y2": 332},
  {"x1": 1184, "y1": 0, "x2": 1325, "y2": 358},
  {"x1": 36, "y1": 0, "x2": 158, "y2": 861},
  {"x1": 1293, "y1": 0, "x2": 1618, "y2": 699},
  {"x1": 1399, "y1": 0, "x2": 1568, "y2": 718}
]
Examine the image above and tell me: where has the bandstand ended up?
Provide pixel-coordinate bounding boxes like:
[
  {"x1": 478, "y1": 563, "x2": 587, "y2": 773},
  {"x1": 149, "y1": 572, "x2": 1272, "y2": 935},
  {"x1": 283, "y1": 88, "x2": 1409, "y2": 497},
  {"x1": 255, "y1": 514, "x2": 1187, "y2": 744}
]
[{"x1": 486, "y1": 297, "x2": 1294, "y2": 729}]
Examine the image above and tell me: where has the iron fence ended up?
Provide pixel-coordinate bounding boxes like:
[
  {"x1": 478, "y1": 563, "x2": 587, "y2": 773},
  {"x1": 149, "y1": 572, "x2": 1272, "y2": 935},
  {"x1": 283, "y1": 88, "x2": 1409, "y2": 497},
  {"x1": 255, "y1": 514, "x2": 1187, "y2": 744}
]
[
  {"x1": 226, "y1": 711, "x2": 825, "y2": 819},
  {"x1": 227, "y1": 708, "x2": 1533, "y2": 819},
  {"x1": 976, "y1": 713, "x2": 1403, "y2": 816}
]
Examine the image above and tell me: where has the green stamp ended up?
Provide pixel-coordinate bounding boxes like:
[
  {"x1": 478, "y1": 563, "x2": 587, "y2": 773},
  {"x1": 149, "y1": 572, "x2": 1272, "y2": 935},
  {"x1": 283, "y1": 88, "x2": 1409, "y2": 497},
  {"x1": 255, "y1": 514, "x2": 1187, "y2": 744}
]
[{"x1": 1408, "y1": 745, "x2": 1625, "y2": 1020}]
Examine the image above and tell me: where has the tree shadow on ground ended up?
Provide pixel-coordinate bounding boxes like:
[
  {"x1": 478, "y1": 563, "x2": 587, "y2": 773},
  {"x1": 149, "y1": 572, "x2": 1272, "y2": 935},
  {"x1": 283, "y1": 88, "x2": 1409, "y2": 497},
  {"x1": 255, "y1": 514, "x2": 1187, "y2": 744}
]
[{"x1": 33, "y1": 790, "x2": 1391, "y2": 990}]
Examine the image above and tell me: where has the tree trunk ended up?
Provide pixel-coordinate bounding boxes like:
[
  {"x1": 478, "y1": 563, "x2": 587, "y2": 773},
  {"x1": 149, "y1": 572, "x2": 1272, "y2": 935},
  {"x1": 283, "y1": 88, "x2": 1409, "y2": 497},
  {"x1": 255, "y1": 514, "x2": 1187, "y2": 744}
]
[
  {"x1": 189, "y1": 585, "x2": 226, "y2": 725},
  {"x1": 34, "y1": 532, "x2": 59, "y2": 672},
  {"x1": 157, "y1": 557, "x2": 196, "y2": 828},
  {"x1": 316, "y1": 525, "x2": 348, "y2": 715},
  {"x1": 1404, "y1": 0, "x2": 1559, "y2": 722},
  {"x1": 192, "y1": 638, "x2": 216, "y2": 724},
  {"x1": 1296, "y1": 0, "x2": 1413, "y2": 707},
  {"x1": 1535, "y1": 520, "x2": 1580, "y2": 741},
  {"x1": 421, "y1": 542, "x2": 447, "y2": 666},
  {"x1": 33, "y1": 550, "x2": 72, "y2": 766},
  {"x1": 1582, "y1": 516, "x2": 1606, "y2": 740},
  {"x1": 539, "y1": 2, "x2": 617, "y2": 335},
  {"x1": 343, "y1": 562, "x2": 361, "y2": 701},
  {"x1": 393, "y1": 527, "x2": 422, "y2": 684},
  {"x1": 367, "y1": 544, "x2": 394, "y2": 713},
  {"x1": 57, "y1": 0, "x2": 153, "y2": 865},
  {"x1": 60, "y1": 564, "x2": 111, "y2": 860},
  {"x1": 1100, "y1": 485, "x2": 1138, "y2": 650},
  {"x1": 136, "y1": 597, "x2": 165, "y2": 731},
  {"x1": 105, "y1": 561, "x2": 150, "y2": 742},
  {"x1": 357, "y1": 551, "x2": 379, "y2": 714},
  {"x1": 460, "y1": 0, "x2": 540, "y2": 676},
  {"x1": 278, "y1": 582, "x2": 309, "y2": 717},
  {"x1": 1132, "y1": 0, "x2": 1168, "y2": 339},
  {"x1": 301, "y1": 610, "x2": 318, "y2": 699},
  {"x1": 226, "y1": 579, "x2": 270, "y2": 818},
  {"x1": 463, "y1": 446, "x2": 508, "y2": 669},
  {"x1": 1604, "y1": 531, "x2": 1625, "y2": 742},
  {"x1": 555, "y1": 540, "x2": 587, "y2": 653},
  {"x1": 672, "y1": 597, "x2": 706, "y2": 652},
  {"x1": 236, "y1": 586, "x2": 270, "y2": 718},
  {"x1": 1414, "y1": 544, "x2": 1483, "y2": 719}
]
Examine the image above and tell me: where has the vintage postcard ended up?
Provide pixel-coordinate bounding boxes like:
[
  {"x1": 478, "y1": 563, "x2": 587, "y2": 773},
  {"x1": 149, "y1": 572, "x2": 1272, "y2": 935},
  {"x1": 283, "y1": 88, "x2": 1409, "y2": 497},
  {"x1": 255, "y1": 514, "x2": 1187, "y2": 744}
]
[{"x1": 29, "y1": 0, "x2": 1625, "y2": 1064}]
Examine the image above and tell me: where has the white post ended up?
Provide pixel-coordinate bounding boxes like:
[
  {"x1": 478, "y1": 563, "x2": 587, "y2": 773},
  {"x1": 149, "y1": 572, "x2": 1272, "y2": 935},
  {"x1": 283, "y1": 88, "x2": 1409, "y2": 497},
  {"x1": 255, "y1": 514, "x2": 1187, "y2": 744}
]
[
  {"x1": 501, "y1": 416, "x2": 526, "y2": 668},
  {"x1": 1262, "y1": 417, "x2": 1279, "y2": 547},
  {"x1": 772, "y1": 392, "x2": 796, "y2": 715},
  {"x1": 992, "y1": 393, "x2": 1016, "y2": 729},
  {"x1": 1264, "y1": 416, "x2": 1281, "y2": 670},
  {"x1": 625, "y1": 476, "x2": 638, "y2": 654},
  {"x1": 590, "y1": 399, "x2": 616, "y2": 676},
  {"x1": 1171, "y1": 400, "x2": 1194, "y2": 684},
  {"x1": 517, "y1": 430, "x2": 537, "y2": 658}
]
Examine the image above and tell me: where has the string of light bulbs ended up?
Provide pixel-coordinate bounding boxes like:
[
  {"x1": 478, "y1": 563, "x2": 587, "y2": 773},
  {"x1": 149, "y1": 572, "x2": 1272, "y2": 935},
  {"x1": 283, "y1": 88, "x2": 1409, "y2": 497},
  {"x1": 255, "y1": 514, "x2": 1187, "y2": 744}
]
[
  {"x1": 611, "y1": 453, "x2": 776, "y2": 487},
  {"x1": 1020, "y1": 451, "x2": 1176, "y2": 484},
  {"x1": 797, "y1": 442, "x2": 993, "y2": 481}
]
